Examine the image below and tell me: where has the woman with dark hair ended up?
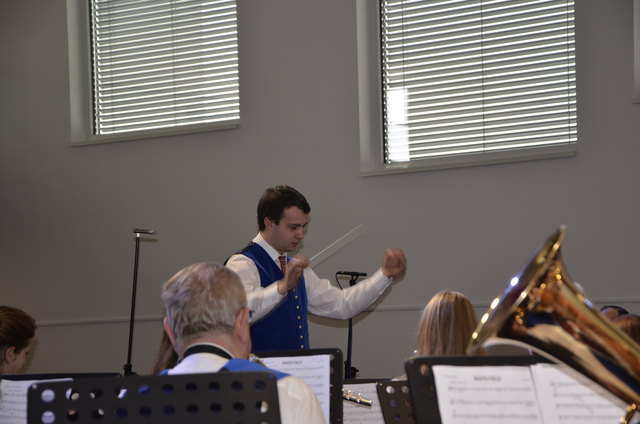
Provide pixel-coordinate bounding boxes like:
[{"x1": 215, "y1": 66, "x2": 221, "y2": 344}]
[
  {"x1": 600, "y1": 305, "x2": 629, "y2": 321},
  {"x1": 0, "y1": 305, "x2": 36, "y2": 374}
]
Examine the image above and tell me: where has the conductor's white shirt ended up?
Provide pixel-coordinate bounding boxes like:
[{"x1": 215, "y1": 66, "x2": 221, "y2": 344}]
[{"x1": 226, "y1": 233, "x2": 393, "y2": 322}]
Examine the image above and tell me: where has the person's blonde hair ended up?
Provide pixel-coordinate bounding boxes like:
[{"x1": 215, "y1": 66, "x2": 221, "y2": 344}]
[
  {"x1": 416, "y1": 291, "x2": 478, "y2": 356},
  {"x1": 161, "y1": 262, "x2": 246, "y2": 344}
]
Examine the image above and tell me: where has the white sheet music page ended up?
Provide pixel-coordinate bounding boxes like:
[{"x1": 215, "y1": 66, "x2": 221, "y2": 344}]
[
  {"x1": 0, "y1": 378, "x2": 71, "y2": 424},
  {"x1": 433, "y1": 365, "x2": 543, "y2": 424},
  {"x1": 262, "y1": 354, "x2": 330, "y2": 424},
  {"x1": 0, "y1": 379, "x2": 35, "y2": 424},
  {"x1": 530, "y1": 363, "x2": 627, "y2": 424},
  {"x1": 342, "y1": 382, "x2": 384, "y2": 424}
]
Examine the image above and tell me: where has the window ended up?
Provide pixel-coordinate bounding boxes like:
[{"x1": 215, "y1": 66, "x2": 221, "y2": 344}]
[
  {"x1": 68, "y1": 0, "x2": 239, "y2": 144},
  {"x1": 634, "y1": 0, "x2": 640, "y2": 103},
  {"x1": 358, "y1": 0, "x2": 576, "y2": 174}
]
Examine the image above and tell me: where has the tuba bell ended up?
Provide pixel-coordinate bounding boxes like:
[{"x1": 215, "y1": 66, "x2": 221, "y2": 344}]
[{"x1": 467, "y1": 226, "x2": 640, "y2": 423}]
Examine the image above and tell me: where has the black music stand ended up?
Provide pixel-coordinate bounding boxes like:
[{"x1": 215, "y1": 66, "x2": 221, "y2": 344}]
[
  {"x1": 376, "y1": 380, "x2": 415, "y2": 424},
  {"x1": 336, "y1": 273, "x2": 365, "y2": 379},
  {"x1": 27, "y1": 372, "x2": 280, "y2": 424},
  {"x1": 344, "y1": 274, "x2": 363, "y2": 379},
  {"x1": 256, "y1": 348, "x2": 343, "y2": 424},
  {"x1": 124, "y1": 229, "x2": 156, "y2": 376},
  {"x1": 1, "y1": 373, "x2": 120, "y2": 381},
  {"x1": 404, "y1": 355, "x2": 551, "y2": 424}
]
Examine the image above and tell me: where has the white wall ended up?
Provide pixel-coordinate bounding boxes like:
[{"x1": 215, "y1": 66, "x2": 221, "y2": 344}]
[{"x1": 1, "y1": 0, "x2": 638, "y2": 379}]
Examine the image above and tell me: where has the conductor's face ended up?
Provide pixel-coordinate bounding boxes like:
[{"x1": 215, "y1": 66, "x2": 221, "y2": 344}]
[{"x1": 263, "y1": 206, "x2": 309, "y2": 254}]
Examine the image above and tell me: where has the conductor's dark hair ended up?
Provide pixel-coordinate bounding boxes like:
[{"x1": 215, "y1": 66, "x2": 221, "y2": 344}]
[{"x1": 257, "y1": 185, "x2": 310, "y2": 231}]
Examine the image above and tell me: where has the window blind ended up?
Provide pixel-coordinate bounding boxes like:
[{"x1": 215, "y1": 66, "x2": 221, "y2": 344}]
[
  {"x1": 89, "y1": 0, "x2": 239, "y2": 135},
  {"x1": 380, "y1": 0, "x2": 576, "y2": 164}
]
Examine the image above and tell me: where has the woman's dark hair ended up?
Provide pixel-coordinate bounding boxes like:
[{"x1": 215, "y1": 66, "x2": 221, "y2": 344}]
[
  {"x1": 257, "y1": 185, "x2": 310, "y2": 231},
  {"x1": 0, "y1": 305, "x2": 36, "y2": 354},
  {"x1": 600, "y1": 305, "x2": 629, "y2": 316}
]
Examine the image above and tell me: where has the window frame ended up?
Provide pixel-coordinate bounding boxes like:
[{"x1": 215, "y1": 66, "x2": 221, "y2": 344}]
[
  {"x1": 634, "y1": 0, "x2": 640, "y2": 103},
  {"x1": 66, "y1": 0, "x2": 239, "y2": 146},
  {"x1": 356, "y1": 0, "x2": 577, "y2": 176}
]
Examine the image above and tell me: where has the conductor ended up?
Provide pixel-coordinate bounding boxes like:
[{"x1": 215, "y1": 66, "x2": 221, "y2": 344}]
[{"x1": 226, "y1": 185, "x2": 407, "y2": 351}]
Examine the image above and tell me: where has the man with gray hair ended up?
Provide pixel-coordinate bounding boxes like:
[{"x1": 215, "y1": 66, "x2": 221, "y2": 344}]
[{"x1": 161, "y1": 262, "x2": 325, "y2": 424}]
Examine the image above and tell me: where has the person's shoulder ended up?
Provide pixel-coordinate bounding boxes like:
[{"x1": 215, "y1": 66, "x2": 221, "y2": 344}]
[
  {"x1": 224, "y1": 358, "x2": 289, "y2": 380},
  {"x1": 226, "y1": 252, "x2": 255, "y2": 267},
  {"x1": 276, "y1": 374, "x2": 315, "y2": 397},
  {"x1": 276, "y1": 375, "x2": 326, "y2": 424}
]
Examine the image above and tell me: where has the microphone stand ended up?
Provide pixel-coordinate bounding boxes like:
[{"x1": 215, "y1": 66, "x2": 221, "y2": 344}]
[
  {"x1": 123, "y1": 229, "x2": 156, "y2": 376},
  {"x1": 345, "y1": 274, "x2": 360, "y2": 379}
]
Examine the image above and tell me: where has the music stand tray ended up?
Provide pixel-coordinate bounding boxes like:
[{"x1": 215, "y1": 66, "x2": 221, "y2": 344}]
[
  {"x1": 376, "y1": 379, "x2": 415, "y2": 424},
  {"x1": 27, "y1": 371, "x2": 281, "y2": 424}
]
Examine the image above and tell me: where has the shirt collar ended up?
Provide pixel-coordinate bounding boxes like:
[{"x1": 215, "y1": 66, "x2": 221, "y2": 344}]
[
  {"x1": 181, "y1": 342, "x2": 235, "y2": 360},
  {"x1": 253, "y1": 233, "x2": 285, "y2": 262}
]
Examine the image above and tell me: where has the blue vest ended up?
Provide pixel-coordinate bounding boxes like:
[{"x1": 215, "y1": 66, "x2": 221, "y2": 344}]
[{"x1": 238, "y1": 242, "x2": 310, "y2": 351}]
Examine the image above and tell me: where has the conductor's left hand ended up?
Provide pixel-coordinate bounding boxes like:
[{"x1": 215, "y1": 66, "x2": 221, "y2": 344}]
[{"x1": 381, "y1": 248, "x2": 407, "y2": 279}]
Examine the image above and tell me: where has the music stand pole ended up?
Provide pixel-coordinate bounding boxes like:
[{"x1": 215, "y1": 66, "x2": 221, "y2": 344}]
[
  {"x1": 123, "y1": 229, "x2": 155, "y2": 376},
  {"x1": 345, "y1": 275, "x2": 358, "y2": 379}
]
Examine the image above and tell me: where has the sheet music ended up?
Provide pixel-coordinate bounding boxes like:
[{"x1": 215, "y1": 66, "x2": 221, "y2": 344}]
[
  {"x1": 0, "y1": 378, "x2": 70, "y2": 424},
  {"x1": 342, "y1": 382, "x2": 384, "y2": 424},
  {"x1": 530, "y1": 363, "x2": 627, "y2": 424},
  {"x1": 262, "y1": 354, "x2": 330, "y2": 424},
  {"x1": 433, "y1": 365, "x2": 543, "y2": 424},
  {"x1": 0, "y1": 379, "x2": 34, "y2": 424}
]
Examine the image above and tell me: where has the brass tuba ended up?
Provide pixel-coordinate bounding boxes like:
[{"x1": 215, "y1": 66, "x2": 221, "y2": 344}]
[{"x1": 467, "y1": 226, "x2": 640, "y2": 423}]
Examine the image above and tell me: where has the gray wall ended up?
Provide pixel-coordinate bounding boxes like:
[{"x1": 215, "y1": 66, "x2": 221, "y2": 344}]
[{"x1": 1, "y1": 0, "x2": 638, "y2": 379}]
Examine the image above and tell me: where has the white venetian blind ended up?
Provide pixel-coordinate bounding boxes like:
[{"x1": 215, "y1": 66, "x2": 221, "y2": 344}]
[
  {"x1": 380, "y1": 0, "x2": 576, "y2": 164},
  {"x1": 90, "y1": 0, "x2": 239, "y2": 135}
]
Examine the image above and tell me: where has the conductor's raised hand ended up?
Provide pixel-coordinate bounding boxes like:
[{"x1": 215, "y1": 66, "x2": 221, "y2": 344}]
[
  {"x1": 381, "y1": 248, "x2": 407, "y2": 279},
  {"x1": 277, "y1": 254, "x2": 309, "y2": 295}
]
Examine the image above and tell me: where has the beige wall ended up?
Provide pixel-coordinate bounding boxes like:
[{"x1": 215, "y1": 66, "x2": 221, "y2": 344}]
[{"x1": 1, "y1": 0, "x2": 639, "y2": 379}]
